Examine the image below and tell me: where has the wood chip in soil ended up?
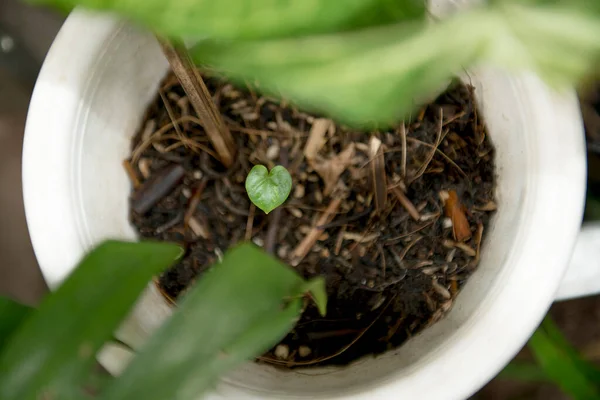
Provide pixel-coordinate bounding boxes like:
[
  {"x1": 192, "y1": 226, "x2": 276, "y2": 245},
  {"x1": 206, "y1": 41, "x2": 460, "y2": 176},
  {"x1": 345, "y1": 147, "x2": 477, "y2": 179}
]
[{"x1": 127, "y1": 72, "x2": 496, "y2": 367}]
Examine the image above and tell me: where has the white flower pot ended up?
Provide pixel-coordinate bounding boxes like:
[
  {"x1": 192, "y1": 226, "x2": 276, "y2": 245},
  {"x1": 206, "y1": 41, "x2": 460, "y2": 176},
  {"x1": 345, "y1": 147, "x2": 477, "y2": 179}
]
[{"x1": 23, "y1": 9, "x2": 588, "y2": 400}]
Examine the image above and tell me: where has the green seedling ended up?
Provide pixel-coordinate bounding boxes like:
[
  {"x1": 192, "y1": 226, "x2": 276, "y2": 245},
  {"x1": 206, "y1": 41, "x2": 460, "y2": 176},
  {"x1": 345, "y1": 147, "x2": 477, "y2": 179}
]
[{"x1": 245, "y1": 165, "x2": 292, "y2": 214}]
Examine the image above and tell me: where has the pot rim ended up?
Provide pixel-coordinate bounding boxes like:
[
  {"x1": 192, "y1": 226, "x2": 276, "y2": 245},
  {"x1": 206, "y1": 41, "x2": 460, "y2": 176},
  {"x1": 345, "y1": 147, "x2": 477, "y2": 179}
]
[{"x1": 22, "y1": 10, "x2": 587, "y2": 400}]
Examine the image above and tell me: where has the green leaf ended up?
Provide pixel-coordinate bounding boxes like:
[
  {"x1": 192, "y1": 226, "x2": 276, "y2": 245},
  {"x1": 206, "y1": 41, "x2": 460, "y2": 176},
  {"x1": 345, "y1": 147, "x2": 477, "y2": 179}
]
[
  {"x1": 495, "y1": 0, "x2": 600, "y2": 15},
  {"x1": 0, "y1": 298, "x2": 32, "y2": 354},
  {"x1": 0, "y1": 240, "x2": 182, "y2": 400},
  {"x1": 191, "y1": 4, "x2": 600, "y2": 127},
  {"x1": 537, "y1": 317, "x2": 600, "y2": 384},
  {"x1": 497, "y1": 361, "x2": 551, "y2": 383},
  {"x1": 496, "y1": 4, "x2": 600, "y2": 86},
  {"x1": 296, "y1": 277, "x2": 328, "y2": 316},
  {"x1": 528, "y1": 317, "x2": 600, "y2": 399},
  {"x1": 245, "y1": 164, "x2": 292, "y2": 214},
  {"x1": 31, "y1": 0, "x2": 425, "y2": 40},
  {"x1": 191, "y1": 17, "x2": 485, "y2": 127},
  {"x1": 101, "y1": 243, "x2": 313, "y2": 400}
]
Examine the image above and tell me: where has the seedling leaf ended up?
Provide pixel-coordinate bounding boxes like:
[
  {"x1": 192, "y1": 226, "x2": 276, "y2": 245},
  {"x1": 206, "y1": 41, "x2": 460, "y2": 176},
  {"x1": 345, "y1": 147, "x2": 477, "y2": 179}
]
[
  {"x1": 0, "y1": 298, "x2": 32, "y2": 354},
  {"x1": 245, "y1": 165, "x2": 292, "y2": 214}
]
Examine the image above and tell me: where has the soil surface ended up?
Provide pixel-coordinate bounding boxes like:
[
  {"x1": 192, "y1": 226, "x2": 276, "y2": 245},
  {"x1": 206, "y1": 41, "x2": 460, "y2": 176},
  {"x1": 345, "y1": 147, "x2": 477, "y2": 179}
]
[{"x1": 127, "y1": 72, "x2": 496, "y2": 367}]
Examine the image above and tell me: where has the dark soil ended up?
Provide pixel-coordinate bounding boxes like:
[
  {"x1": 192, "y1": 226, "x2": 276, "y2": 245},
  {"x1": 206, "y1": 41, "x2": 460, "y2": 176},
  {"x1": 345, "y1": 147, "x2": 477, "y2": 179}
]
[{"x1": 126, "y1": 72, "x2": 496, "y2": 367}]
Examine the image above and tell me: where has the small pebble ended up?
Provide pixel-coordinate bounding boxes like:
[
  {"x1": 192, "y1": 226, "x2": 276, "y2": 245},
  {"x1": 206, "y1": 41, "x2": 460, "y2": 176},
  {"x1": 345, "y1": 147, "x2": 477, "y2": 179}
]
[
  {"x1": 274, "y1": 344, "x2": 289, "y2": 360},
  {"x1": 420, "y1": 213, "x2": 439, "y2": 221},
  {"x1": 314, "y1": 190, "x2": 323, "y2": 203},
  {"x1": 385, "y1": 133, "x2": 395, "y2": 146},
  {"x1": 182, "y1": 188, "x2": 192, "y2": 198},
  {"x1": 299, "y1": 346, "x2": 312, "y2": 358},
  {"x1": 442, "y1": 217, "x2": 453, "y2": 229},
  {"x1": 294, "y1": 184, "x2": 305, "y2": 199},
  {"x1": 138, "y1": 158, "x2": 152, "y2": 179},
  {"x1": 357, "y1": 245, "x2": 367, "y2": 257},
  {"x1": 288, "y1": 207, "x2": 303, "y2": 218},
  {"x1": 299, "y1": 225, "x2": 312, "y2": 235},
  {"x1": 421, "y1": 266, "x2": 439, "y2": 275},
  {"x1": 277, "y1": 245, "x2": 289, "y2": 259},
  {"x1": 231, "y1": 99, "x2": 248, "y2": 110},
  {"x1": 252, "y1": 237, "x2": 264, "y2": 247},
  {"x1": 193, "y1": 170, "x2": 203, "y2": 180},
  {"x1": 266, "y1": 144, "x2": 280, "y2": 160},
  {"x1": 318, "y1": 232, "x2": 329, "y2": 241},
  {"x1": 242, "y1": 112, "x2": 259, "y2": 121}
]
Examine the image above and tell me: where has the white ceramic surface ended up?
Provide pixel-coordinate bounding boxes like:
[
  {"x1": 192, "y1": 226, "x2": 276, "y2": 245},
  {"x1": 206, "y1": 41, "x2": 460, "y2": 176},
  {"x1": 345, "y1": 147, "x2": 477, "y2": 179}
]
[
  {"x1": 556, "y1": 222, "x2": 600, "y2": 301},
  {"x1": 23, "y1": 9, "x2": 587, "y2": 400}
]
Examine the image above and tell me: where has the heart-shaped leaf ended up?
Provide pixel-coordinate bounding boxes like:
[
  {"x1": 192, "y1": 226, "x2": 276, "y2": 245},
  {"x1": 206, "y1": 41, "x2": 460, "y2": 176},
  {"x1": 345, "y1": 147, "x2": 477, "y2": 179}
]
[{"x1": 245, "y1": 165, "x2": 292, "y2": 214}]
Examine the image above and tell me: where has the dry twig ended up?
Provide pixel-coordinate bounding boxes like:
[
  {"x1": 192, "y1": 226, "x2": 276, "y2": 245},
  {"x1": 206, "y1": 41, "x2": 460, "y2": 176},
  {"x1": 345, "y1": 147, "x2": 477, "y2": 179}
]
[
  {"x1": 398, "y1": 122, "x2": 407, "y2": 179},
  {"x1": 391, "y1": 186, "x2": 421, "y2": 221},
  {"x1": 410, "y1": 108, "x2": 444, "y2": 183},
  {"x1": 369, "y1": 137, "x2": 387, "y2": 213},
  {"x1": 157, "y1": 38, "x2": 236, "y2": 167},
  {"x1": 291, "y1": 198, "x2": 342, "y2": 266}
]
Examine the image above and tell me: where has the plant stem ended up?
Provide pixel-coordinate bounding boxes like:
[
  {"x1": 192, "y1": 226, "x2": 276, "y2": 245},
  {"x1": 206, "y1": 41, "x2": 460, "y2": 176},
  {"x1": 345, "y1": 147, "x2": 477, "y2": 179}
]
[
  {"x1": 265, "y1": 148, "x2": 289, "y2": 254},
  {"x1": 157, "y1": 37, "x2": 237, "y2": 168}
]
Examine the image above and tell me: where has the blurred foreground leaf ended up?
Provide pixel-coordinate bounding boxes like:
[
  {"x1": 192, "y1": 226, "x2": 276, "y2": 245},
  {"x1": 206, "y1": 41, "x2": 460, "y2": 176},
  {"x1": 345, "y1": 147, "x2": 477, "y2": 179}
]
[
  {"x1": 528, "y1": 317, "x2": 600, "y2": 399},
  {"x1": 31, "y1": 0, "x2": 599, "y2": 127},
  {"x1": 0, "y1": 298, "x2": 32, "y2": 354},
  {"x1": 101, "y1": 243, "x2": 326, "y2": 400},
  {"x1": 192, "y1": 18, "x2": 480, "y2": 127},
  {"x1": 29, "y1": 0, "x2": 425, "y2": 40},
  {"x1": 0, "y1": 240, "x2": 182, "y2": 400},
  {"x1": 497, "y1": 361, "x2": 551, "y2": 383},
  {"x1": 500, "y1": 0, "x2": 600, "y2": 14},
  {"x1": 192, "y1": 4, "x2": 600, "y2": 127}
]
